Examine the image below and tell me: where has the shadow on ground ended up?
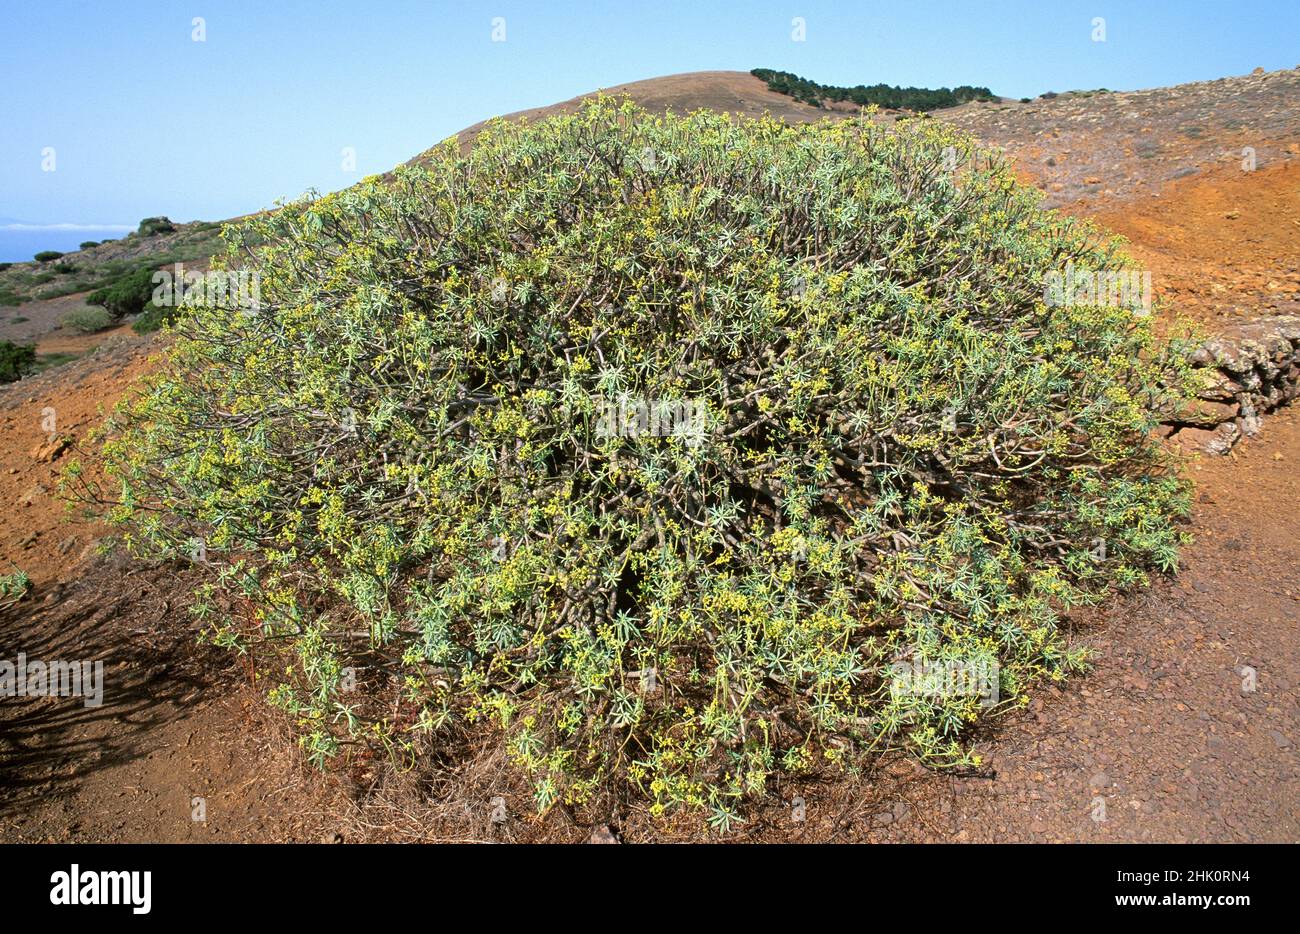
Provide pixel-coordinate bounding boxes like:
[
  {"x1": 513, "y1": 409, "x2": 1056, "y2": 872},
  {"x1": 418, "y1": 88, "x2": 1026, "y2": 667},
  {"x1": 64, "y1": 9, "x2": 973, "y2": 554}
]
[{"x1": 0, "y1": 554, "x2": 218, "y2": 814}]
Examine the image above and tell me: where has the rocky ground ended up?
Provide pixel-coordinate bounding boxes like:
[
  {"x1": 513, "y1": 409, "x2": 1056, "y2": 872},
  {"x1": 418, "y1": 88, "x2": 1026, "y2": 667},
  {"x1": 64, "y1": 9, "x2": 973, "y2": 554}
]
[
  {"x1": 0, "y1": 557, "x2": 337, "y2": 843},
  {"x1": 1, "y1": 67, "x2": 1296, "y2": 844},
  {"x1": 942, "y1": 67, "x2": 1300, "y2": 209}
]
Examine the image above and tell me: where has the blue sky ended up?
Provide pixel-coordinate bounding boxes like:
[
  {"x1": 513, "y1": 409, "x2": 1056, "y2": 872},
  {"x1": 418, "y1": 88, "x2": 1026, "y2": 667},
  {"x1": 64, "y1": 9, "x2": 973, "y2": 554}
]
[{"x1": 2, "y1": 0, "x2": 1296, "y2": 227}]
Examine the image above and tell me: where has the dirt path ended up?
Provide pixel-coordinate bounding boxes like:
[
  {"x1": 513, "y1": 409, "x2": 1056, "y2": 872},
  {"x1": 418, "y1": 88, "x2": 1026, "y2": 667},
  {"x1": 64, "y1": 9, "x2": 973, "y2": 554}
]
[
  {"x1": 0, "y1": 555, "x2": 347, "y2": 843},
  {"x1": 0, "y1": 327, "x2": 153, "y2": 592}
]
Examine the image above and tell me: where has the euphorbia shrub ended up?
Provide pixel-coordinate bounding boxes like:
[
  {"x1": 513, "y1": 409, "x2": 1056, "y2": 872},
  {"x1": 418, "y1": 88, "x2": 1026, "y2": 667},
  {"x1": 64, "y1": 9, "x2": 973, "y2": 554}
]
[{"x1": 94, "y1": 97, "x2": 1191, "y2": 827}]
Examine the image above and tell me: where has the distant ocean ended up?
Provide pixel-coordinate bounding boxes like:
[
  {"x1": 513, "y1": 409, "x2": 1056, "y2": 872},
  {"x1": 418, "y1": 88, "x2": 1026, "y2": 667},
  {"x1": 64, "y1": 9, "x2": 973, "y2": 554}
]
[{"x1": 0, "y1": 226, "x2": 134, "y2": 263}]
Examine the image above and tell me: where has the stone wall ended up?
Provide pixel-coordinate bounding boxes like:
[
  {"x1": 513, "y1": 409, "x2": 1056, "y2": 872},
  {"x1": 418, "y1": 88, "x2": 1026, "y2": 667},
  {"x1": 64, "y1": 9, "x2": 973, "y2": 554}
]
[{"x1": 1163, "y1": 315, "x2": 1300, "y2": 454}]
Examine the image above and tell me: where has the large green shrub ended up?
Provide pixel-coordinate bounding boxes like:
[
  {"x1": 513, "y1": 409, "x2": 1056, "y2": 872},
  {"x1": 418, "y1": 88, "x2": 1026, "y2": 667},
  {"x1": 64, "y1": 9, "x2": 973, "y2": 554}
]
[
  {"x1": 137, "y1": 216, "x2": 176, "y2": 237},
  {"x1": 0, "y1": 341, "x2": 37, "y2": 382},
  {"x1": 60, "y1": 305, "x2": 114, "y2": 333},
  {"x1": 86, "y1": 267, "x2": 157, "y2": 319},
  {"x1": 95, "y1": 98, "x2": 1191, "y2": 826}
]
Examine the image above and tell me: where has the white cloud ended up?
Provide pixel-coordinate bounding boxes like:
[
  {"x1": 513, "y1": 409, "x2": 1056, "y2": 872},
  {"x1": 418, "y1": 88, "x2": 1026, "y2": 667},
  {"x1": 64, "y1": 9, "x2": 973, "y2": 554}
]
[{"x1": 0, "y1": 222, "x2": 133, "y2": 231}]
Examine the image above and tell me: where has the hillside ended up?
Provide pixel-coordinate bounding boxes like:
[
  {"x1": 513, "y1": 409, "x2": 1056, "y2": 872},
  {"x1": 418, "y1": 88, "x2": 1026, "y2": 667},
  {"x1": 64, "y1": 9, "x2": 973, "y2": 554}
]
[
  {"x1": 0, "y1": 220, "x2": 222, "y2": 345},
  {"x1": 423, "y1": 70, "x2": 860, "y2": 158}
]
